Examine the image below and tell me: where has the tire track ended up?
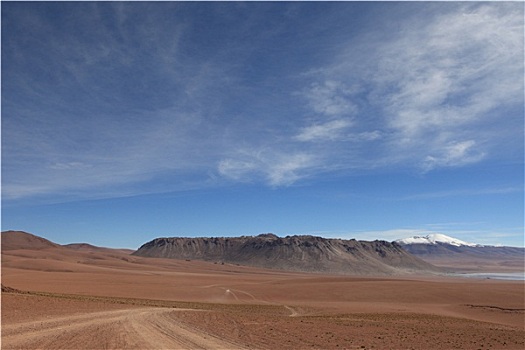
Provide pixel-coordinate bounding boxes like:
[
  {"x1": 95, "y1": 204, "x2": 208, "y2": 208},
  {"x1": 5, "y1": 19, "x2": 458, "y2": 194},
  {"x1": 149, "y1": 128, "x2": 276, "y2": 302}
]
[
  {"x1": 2, "y1": 307, "x2": 245, "y2": 349},
  {"x1": 284, "y1": 305, "x2": 300, "y2": 317}
]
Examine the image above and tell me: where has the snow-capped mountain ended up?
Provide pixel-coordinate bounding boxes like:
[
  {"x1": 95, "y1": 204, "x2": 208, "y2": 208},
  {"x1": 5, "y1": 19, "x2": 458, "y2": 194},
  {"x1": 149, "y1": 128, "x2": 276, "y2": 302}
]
[
  {"x1": 395, "y1": 233, "x2": 524, "y2": 272},
  {"x1": 396, "y1": 233, "x2": 479, "y2": 247}
]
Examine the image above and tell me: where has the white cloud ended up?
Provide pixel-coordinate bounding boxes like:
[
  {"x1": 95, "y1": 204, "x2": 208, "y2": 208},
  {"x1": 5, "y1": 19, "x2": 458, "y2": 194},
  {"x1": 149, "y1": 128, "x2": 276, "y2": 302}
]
[
  {"x1": 49, "y1": 162, "x2": 93, "y2": 171},
  {"x1": 218, "y1": 151, "x2": 315, "y2": 187},
  {"x1": 1, "y1": 184, "x2": 57, "y2": 201},
  {"x1": 217, "y1": 158, "x2": 257, "y2": 182},
  {"x1": 379, "y1": 5, "x2": 522, "y2": 139},
  {"x1": 308, "y1": 3, "x2": 523, "y2": 172},
  {"x1": 303, "y1": 80, "x2": 358, "y2": 117},
  {"x1": 266, "y1": 153, "x2": 314, "y2": 186},
  {"x1": 402, "y1": 186, "x2": 523, "y2": 201},
  {"x1": 283, "y1": 3, "x2": 522, "y2": 186},
  {"x1": 2, "y1": 106, "x2": 220, "y2": 201},
  {"x1": 353, "y1": 131, "x2": 382, "y2": 142},
  {"x1": 295, "y1": 118, "x2": 353, "y2": 142},
  {"x1": 3, "y1": 3, "x2": 522, "y2": 202},
  {"x1": 421, "y1": 140, "x2": 485, "y2": 172}
]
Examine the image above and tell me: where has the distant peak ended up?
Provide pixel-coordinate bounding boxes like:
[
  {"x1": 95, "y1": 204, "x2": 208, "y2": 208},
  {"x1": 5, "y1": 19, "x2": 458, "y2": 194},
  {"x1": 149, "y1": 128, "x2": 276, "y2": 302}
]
[{"x1": 396, "y1": 233, "x2": 478, "y2": 247}]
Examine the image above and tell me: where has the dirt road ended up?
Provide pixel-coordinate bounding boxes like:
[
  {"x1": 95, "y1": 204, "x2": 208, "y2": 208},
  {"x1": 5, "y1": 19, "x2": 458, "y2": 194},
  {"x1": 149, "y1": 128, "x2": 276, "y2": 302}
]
[{"x1": 2, "y1": 307, "x2": 244, "y2": 349}]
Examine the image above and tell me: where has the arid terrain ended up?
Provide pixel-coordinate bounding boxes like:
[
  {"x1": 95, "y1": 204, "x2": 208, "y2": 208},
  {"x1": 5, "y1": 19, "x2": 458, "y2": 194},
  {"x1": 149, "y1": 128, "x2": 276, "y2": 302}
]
[{"x1": 2, "y1": 231, "x2": 524, "y2": 349}]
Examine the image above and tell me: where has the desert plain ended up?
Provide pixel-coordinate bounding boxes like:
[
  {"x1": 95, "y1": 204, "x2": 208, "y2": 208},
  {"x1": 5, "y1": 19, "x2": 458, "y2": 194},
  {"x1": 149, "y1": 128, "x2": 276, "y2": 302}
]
[{"x1": 1, "y1": 232, "x2": 524, "y2": 350}]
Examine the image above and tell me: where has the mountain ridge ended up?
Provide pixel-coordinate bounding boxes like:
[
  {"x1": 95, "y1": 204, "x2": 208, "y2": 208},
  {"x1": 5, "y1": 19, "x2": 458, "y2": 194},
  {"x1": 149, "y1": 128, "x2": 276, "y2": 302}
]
[{"x1": 133, "y1": 233, "x2": 440, "y2": 275}]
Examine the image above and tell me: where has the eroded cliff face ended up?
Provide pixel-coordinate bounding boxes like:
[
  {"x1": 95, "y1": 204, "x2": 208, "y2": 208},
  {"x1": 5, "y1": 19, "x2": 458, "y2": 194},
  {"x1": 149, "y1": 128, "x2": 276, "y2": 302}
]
[{"x1": 133, "y1": 234, "x2": 439, "y2": 275}]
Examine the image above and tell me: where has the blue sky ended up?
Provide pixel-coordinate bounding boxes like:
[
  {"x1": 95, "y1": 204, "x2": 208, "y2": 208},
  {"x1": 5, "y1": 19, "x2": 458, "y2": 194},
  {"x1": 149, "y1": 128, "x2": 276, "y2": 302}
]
[{"x1": 2, "y1": 2, "x2": 523, "y2": 248}]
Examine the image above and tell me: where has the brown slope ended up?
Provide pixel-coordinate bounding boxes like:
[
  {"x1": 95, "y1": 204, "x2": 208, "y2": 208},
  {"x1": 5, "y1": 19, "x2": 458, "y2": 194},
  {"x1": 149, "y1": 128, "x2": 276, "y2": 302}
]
[
  {"x1": 64, "y1": 243, "x2": 134, "y2": 255},
  {"x1": 133, "y1": 233, "x2": 440, "y2": 275},
  {"x1": 1, "y1": 231, "x2": 60, "y2": 251},
  {"x1": 1, "y1": 230, "x2": 133, "y2": 254}
]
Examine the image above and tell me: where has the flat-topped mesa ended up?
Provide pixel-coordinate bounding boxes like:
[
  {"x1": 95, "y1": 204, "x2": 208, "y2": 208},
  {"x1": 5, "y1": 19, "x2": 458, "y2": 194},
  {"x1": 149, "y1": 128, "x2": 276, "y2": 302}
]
[{"x1": 133, "y1": 234, "x2": 439, "y2": 275}]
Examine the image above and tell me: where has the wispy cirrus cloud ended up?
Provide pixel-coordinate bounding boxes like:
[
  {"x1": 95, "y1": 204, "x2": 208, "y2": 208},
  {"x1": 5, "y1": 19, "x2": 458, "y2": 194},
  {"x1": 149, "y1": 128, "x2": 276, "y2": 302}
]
[
  {"x1": 218, "y1": 150, "x2": 315, "y2": 187},
  {"x1": 299, "y1": 2, "x2": 523, "y2": 172},
  {"x1": 401, "y1": 186, "x2": 523, "y2": 201},
  {"x1": 376, "y1": 6, "x2": 523, "y2": 142},
  {"x1": 303, "y1": 80, "x2": 358, "y2": 117},
  {"x1": 2, "y1": 2, "x2": 522, "y2": 203},
  {"x1": 2, "y1": 3, "x2": 241, "y2": 201},
  {"x1": 421, "y1": 140, "x2": 485, "y2": 172},
  {"x1": 217, "y1": 2, "x2": 522, "y2": 191},
  {"x1": 295, "y1": 119, "x2": 353, "y2": 142}
]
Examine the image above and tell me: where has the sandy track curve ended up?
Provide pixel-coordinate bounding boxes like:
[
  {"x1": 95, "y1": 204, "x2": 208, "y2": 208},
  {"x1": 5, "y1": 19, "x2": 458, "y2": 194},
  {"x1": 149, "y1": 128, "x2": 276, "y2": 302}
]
[{"x1": 2, "y1": 307, "x2": 244, "y2": 349}]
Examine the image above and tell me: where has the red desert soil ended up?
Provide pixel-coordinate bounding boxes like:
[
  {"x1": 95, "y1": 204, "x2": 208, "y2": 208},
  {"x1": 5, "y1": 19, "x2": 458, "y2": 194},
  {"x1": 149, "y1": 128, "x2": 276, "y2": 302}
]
[{"x1": 2, "y1": 238, "x2": 524, "y2": 349}]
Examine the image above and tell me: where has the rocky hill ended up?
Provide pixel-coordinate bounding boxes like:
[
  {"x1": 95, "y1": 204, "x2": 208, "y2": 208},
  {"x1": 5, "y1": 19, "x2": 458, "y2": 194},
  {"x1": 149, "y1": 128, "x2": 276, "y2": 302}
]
[{"x1": 133, "y1": 233, "x2": 439, "y2": 275}]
